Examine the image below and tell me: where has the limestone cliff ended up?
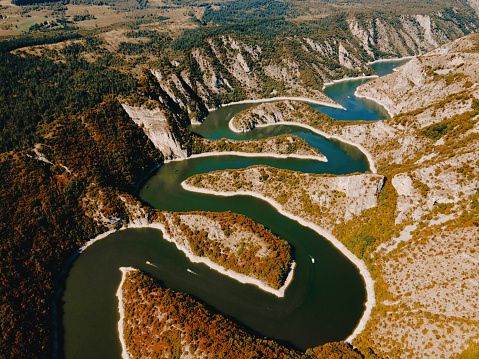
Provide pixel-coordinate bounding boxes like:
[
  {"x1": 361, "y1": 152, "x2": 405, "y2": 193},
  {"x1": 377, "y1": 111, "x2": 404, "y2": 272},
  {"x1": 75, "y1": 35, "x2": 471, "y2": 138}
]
[
  {"x1": 143, "y1": 12, "x2": 478, "y2": 126},
  {"x1": 121, "y1": 104, "x2": 188, "y2": 160},
  {"x1": 348, "y1": 11, "x2": 477, "y2": 60},
  {"x1": 183, "y1": 32, "x2": 479, "y2": 359},
  {"x1": 185, "y1": 167, "x2": 385, "y2": 231},
  {"x1": 355, "y1": 33, "x2": 479, "y2": 116}
]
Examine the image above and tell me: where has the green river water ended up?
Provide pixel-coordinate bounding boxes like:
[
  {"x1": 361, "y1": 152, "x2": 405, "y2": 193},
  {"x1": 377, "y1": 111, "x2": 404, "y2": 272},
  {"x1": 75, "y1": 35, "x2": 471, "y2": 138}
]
[{"x1": 60, "y1": 59, "x2": 409, "y2": 358}]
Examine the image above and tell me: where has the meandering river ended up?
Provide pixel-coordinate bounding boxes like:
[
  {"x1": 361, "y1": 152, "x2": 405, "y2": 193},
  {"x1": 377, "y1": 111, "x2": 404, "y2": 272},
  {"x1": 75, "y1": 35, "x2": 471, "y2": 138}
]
[{"x1": 61, "y1": 59, "x2": 409, "y2": 359}]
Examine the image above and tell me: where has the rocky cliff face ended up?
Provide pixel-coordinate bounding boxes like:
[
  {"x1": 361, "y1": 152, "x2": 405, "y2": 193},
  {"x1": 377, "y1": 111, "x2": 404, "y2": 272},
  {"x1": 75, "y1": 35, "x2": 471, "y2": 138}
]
[
  {"x1": 356, "y1": 33, "x2": 479, "y2": 116},
  {"x1": 150, "y1": 34, "x2": 344, "y2": 116},
  {"x1": 230, "y1": 100, "x2": 301, "y2": 132},
  {"x1": 185, "y1": 32, "x2": 479, "y2": 359},
  {"x1": 186, "y1": 167, "x2": 385, "y2": 229},
  {"x1": 321, "y1": 34, "x2": 479, "y2": 359},
  {"x1": 121, "y1": 104, "x2": 188, "y2": 160},
  {"x1": 140, "y1": 11, "x2": 478, "y2": 127},
  {"x1": 348, "y1": 11, "x2": 476, "y2": 60}
]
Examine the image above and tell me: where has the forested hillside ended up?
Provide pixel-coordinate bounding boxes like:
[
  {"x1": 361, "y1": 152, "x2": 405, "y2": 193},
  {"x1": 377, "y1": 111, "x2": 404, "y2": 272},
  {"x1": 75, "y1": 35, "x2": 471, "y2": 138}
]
[
  {"x1": 0, "y1": 98, "x2": 162, "y2": 358},
  {"x1": 1, "y1": 1, "x2": 479, "y2": 358},
  {"x1": 119, "y1": 269, "x2": 363, "y2": 359},
  {"x1": 0, "y1": 45, "x2": 136, "y2": 153}
]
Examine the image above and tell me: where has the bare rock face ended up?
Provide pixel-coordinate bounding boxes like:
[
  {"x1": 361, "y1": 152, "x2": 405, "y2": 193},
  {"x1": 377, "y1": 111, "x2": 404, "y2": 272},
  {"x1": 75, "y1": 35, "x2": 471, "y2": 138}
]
[
  {"x1": 230, "y1": 101, "x2": 291, "y2": 132},
  {"x1": 392, "y1": 173, "x2": 414, "y2": 197},
  {"x1": 185, "y1": 166, "x2": 385, "y2": 229},
  {"x1": 205, "y1": 31, "x2": 479, "y2": 359},
  {"x1": 333, "y1": 175, "x2": 386, "y2": 220},
  {"x1": 468, "y1": 0, "x2": 479, "y2": 15},
  {"x1": 347, "y1": 12, "x2": 476, "y2": 62},
  {"x1": 121, "y1": 104, "x2": 187, "y2": 160},
  {"x1": 391, "y1": 173, "x2": 422, "y2": 224},
  {"x1": 355, "y1": 33, "x2": 479, "y2": 117}
]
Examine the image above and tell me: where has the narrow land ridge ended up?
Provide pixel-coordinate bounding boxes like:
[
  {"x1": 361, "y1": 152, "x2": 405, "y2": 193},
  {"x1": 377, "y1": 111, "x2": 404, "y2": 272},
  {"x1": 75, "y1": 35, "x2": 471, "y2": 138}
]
[
  {"x1": 181, "y1": 182, "x2": 376, "y2": 344},
  {"x1": 228, "y1": 120, "x2": 377, "y2": 173}
]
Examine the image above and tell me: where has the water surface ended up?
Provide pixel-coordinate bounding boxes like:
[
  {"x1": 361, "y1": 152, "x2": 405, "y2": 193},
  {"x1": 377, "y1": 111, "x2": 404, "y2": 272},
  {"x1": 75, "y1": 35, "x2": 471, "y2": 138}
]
[{"x1": 61, "y1": 59, "x2": 408, "y2": 359}]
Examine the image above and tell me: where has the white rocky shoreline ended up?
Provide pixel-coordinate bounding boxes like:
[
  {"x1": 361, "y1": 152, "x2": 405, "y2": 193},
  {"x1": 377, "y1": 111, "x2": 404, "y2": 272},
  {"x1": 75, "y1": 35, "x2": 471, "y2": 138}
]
[
  {"x1": 322, "y1": 74, "x2": 379, "y2": 88},
  {"x1": 181, "y1": 181, "x2": 376, "y2": 344},
  {"x1": 228, "y1": 119, "x2": 377, "y2": 173},
  {"x1": 367, "y1": 55, "x2": 414, "y2": 65},
  {"x1": 125, "y1": 219, "x2": 297, "y2": 297},
  {"x1": 166, "y1": 150, "x2": 328, "y2": 163},
  {"x1": 62, "y1": 88, "x2": 384, "y2": 356},
  {"x1": 117, "y1": 266, "x2": 136, "y2": 359},
  {"x1": 353, "y1": 90, "x2": 394, "y2": 118},
  {"x1": 112, "y1": 218, "x2": 297, "y2": 359},
  {"x1": 200, "y1": 96, "x2": 346, "y2": 112}
]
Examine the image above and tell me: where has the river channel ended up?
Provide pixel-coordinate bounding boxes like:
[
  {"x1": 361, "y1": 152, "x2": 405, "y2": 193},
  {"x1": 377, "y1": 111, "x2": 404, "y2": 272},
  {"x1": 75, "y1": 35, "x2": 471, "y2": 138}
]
[{"x1": 61, "y1": 59, "x2": 409, "y2": 359}]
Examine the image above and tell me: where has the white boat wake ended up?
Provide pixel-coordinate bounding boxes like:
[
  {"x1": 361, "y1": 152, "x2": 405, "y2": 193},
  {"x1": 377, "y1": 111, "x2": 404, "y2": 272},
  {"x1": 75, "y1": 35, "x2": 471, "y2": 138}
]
[{"x1": 187, "y1": 269, "x2": 200, "y2": 276}]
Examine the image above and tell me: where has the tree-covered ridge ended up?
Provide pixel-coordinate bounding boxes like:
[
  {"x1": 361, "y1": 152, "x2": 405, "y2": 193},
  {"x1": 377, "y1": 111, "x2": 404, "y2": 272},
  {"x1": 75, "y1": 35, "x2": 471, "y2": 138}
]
[
  {"x1": 156, "y1": 210, "x2": 293, "y2": 289},
  {"x1": 0, "y1": 49, "x2": 136, "y2": 153},
  {"x1": 126, "y1": 10, "x2": 478, "y2": 117},
  {"x1": 0, "y1": 154, "x2": 98, "y2": 359},
  {"x1": 194, "y1": 134, "x2": 327, "y2": 159},
  {"x1": 45, "y1": 99, "x2": 162, "y2": 193},
  {"x1": 119, "y1": 269, "x2": 363, "y2": 359},
  {"x1": 4, "y1": 7, "x2": 476, "y2": 136},
  {"x1": 0, "y1": 99, "x2": 163, "y2": 359},
  {"x1": 11, "y1": 0, "x2": 148, "y2": 9},
  {"x1": 201, "y1": 0, "x2": 293, "y2": 25}
]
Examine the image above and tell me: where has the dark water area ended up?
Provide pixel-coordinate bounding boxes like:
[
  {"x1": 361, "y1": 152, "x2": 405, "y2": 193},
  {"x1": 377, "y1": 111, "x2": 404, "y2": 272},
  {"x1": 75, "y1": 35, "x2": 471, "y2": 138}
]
[{"x1": 61, "y1": 59, "x2": 409, "y2": 359}]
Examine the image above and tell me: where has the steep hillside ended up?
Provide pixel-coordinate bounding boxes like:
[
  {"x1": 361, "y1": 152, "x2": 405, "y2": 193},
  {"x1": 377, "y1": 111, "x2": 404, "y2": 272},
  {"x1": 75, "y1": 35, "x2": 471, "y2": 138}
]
[
  {"x1": 1, "y1": 4, "x2": 479, "y2": 358},
  {"x1": 356, "y1": 33, "x2": 479, "y2": 116},
  {"x1": 118, "y1": 12, "x2": 478, "y2": 123},
  {"x1": 0, "y1": 99, "x2": 162, "y2": 359},
  {"x1": 7, "y1": 9, "x2": 477, "y2": 128},
  {"x1": 182, "y1": 32, "x2": 479, "y2": 359},
  {"x1": 118, "y1": 268, "x2": 363, "y2": 359}
]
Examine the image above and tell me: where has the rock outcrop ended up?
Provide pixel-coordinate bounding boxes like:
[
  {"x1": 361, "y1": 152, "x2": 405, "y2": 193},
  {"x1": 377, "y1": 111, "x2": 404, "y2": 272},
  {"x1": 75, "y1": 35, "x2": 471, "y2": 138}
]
[
  {"x1": 183, "y1": 32, "x2": 479, "y2": 359},
  {"x1": 185, "y1": 167, "x2": 385, "y2": 229},
  {"x1": 355, "y1": 33, "x2": 479, "y2": 117},
  {"x1": 121, "y1": 104, "x2": 188, "y2": 160},
  {"x1": 347, "y1": 12, "x2": 476, "y2": 61}
]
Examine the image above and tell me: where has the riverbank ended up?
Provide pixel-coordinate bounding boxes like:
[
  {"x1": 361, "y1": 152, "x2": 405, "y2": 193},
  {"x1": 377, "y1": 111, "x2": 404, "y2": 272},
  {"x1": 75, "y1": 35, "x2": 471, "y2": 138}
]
[
  {"x1": 181, "y1": 181, "x2": 376, "y2": 344},
  {"x1": 166, "y1": 150, "x2": 328, "y2": 164},
  {"x1": 53, "y1": 226, "x2": 123, "y2": 358},
  {"x1": 353, "y1": 90, "x2": 394, "y2": 118},
  {"x1": 367, "y1": 56, "x2": 415, "y2": 65},
  {"x1": 322, "y1": 75, "x2": 379, "y2": 89},
  {"x1": 228, "y1": 119, "x2": 377, "y2": 173},
  {"x1": 70, "y1": 212, "x2": 296, "y2": 298},
  {"x1": 200, "y1": 96, "x2": 346, "y2": 113},
  {"x1": 117, "y1": 267, "x2": 136, "y2": 359},
  {"x1": 125, "y1": 219, "x2": 296, "y2": 298}
]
